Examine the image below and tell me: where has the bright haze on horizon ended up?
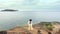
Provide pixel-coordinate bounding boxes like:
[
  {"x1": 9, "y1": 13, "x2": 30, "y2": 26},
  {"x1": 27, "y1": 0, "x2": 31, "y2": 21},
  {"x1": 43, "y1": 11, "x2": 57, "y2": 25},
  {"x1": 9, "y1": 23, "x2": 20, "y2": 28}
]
[{"x1": 0, "y1": 0, "x2": 60, "y2": 31}]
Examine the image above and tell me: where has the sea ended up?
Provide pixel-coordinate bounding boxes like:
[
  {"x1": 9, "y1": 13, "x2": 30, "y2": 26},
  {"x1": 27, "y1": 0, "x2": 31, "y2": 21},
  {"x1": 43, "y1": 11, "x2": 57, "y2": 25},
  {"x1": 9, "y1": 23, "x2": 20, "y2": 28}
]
[{"x1": 0, "y1": 11, "x2": 60, "y2": 31}]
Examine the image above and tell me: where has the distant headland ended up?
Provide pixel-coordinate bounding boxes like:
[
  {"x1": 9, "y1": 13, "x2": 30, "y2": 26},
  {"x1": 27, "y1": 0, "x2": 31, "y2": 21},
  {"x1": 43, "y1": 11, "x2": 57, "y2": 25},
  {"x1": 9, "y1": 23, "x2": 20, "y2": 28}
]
[{"x1": 1, "y1": 9, "x2": 18, "y2": 11}]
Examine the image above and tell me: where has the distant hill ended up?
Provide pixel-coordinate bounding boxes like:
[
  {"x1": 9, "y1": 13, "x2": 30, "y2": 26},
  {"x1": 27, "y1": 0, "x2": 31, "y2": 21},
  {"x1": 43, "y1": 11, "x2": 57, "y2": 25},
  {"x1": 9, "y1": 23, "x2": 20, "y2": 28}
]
[{"x1": 1, "y1": 9, "x2": 18, "y2": 11}]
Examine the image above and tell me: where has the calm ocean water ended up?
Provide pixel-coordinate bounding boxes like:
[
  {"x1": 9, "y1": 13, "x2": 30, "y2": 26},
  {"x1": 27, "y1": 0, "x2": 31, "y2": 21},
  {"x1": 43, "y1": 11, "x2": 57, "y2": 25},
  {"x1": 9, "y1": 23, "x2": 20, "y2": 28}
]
[{"x1": 0, "y1": 11, "x2": 60, "y2": 31}]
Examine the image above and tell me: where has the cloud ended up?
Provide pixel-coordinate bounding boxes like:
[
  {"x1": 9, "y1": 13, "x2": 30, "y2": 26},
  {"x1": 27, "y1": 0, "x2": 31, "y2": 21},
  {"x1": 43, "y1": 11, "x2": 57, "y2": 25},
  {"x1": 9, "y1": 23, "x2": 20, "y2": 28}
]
[{"x1": 0, "y1": 0, "x2": 60, "y2": 10}]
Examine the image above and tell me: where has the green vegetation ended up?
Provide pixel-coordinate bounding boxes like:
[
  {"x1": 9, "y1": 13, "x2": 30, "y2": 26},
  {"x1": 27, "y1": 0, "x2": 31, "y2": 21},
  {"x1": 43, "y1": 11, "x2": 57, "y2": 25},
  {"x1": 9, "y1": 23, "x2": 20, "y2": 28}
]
[
  {"x1": 46, "y1": 23, "x2": 54, "y2": 31},
  {"x1": 40, "y1": 22, "x2": 55, "y2": 31}
]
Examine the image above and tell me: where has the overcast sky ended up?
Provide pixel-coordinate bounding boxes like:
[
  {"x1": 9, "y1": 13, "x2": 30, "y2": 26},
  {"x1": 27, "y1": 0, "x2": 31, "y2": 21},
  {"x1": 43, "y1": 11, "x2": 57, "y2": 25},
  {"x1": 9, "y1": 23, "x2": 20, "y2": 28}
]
[
  {"x1": 0, "y1": 0, "x2": 60, "y2": 10},
  {"x1": 0, "y1": 0, "x2": 60, "y2": 30}
]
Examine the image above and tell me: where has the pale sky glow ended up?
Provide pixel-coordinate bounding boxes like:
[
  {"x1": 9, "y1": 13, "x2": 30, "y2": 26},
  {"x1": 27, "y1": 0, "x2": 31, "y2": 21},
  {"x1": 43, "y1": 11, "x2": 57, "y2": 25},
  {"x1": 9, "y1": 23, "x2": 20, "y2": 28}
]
[{"x1": 0, "y1": 0, "x2": 60, "y2": 10}]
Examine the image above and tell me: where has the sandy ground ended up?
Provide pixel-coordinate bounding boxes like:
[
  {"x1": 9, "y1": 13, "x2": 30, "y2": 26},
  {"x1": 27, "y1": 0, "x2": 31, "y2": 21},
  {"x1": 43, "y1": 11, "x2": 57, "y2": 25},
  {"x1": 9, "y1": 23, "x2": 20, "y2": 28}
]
[{"x1": 24, "y1": 26, "x2": 48, "y2": 34}]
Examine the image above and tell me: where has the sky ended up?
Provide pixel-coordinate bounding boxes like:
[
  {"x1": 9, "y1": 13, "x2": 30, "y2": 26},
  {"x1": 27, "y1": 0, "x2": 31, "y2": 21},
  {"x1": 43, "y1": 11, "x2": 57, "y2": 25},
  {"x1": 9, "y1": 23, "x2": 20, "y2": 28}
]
[
  {"x1": 0, "y1": 0, "x2": 60, "y2": 30},
  {"x1": 0, "y1": 0, "x2": 60, "y2": 10}
]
